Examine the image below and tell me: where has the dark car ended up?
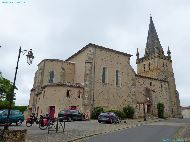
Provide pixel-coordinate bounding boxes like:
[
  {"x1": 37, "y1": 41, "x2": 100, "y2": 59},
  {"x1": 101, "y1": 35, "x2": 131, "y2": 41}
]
[
  {"x1": 58, "y1": 109, "x2": 83, "y2": 121},
  {"x1": 98, "y1": 112, "x2": 120, "y2": 124},
  {"x1": 0, "y1": 109, "x2": 24, "y2": 126}
]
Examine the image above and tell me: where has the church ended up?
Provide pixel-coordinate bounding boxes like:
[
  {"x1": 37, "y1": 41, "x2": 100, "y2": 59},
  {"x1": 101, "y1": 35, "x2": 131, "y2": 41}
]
[{"x1": 28, "y1": 17, "x2": 181, "y2": 118}]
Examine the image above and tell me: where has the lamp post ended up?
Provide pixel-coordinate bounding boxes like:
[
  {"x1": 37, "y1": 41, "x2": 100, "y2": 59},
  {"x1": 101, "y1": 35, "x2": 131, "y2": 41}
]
[{"x1": 3, "y1": 46, "x2": 34, "y2": 130}]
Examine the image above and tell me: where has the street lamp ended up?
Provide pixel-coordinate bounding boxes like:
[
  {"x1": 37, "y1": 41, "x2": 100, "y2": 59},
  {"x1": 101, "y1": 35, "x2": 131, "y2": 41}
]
[{"x1": 3, "y1": 46, "x2": 34, "y2": 130}]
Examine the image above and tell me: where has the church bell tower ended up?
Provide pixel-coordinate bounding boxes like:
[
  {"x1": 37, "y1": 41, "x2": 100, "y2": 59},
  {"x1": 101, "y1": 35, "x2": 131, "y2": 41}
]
[{"x1": 136, "y1": 16, "x2": 180, "y2": 117}]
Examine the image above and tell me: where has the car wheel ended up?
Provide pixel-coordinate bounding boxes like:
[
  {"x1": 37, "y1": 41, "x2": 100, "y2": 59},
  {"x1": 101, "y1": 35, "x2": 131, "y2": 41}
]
[
  {"x1": 98, "y1": 121, "x2": 101, "y2": 123},
  {"x1": 68, "y1": 117, "x2": 72, "y2": 122},
  {"x1": 16, "y1": 119, "x2": 22, "y2": 126},
  {"x1": 26, "y1": 122, "x2": 32, "y2": 127}
]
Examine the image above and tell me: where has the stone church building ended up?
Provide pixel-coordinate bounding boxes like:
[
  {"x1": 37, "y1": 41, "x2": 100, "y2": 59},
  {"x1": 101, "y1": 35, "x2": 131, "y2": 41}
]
[{"x1": 29, "y1": 17, "x2": 181, "y2": 118}]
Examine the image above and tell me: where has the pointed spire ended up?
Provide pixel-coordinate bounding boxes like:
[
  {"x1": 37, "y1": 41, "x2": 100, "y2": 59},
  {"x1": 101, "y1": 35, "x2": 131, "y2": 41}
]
[
  {"x1": 145, "y1": 16, "x2": 164, "y2": 57},
  {"x1": 136, "y1": 48, "x2": 139, "y2": 59}
]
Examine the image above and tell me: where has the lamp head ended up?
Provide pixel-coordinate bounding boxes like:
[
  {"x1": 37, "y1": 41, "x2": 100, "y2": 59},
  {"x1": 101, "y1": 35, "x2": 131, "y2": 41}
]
[{"x1": 26, "y1": 49, "x2": 34, "y2": 65}]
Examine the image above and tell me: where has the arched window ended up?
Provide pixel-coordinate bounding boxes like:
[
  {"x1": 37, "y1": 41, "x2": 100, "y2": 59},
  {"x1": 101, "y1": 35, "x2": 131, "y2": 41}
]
[
  {"x1": 102, "y1": 67, "x2": 108, "y2": 84},
  {"x1": 116, "y1": 70, "x2": 120, "y2": 86}
]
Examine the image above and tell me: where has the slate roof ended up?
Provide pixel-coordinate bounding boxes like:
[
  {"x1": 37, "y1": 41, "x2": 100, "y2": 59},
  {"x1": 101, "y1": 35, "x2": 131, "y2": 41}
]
[{"x1": 145, "y1": 16, "x2": 164, "y2": 57}]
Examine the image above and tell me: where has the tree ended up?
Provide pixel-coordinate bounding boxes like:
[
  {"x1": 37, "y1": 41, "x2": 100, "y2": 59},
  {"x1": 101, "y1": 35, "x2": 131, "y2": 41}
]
[
  {"x1": 0, "y1": 74, "x2": 17, "y2": 108},
  {"x1": 157, "y1": 102, "x2": 165, "y2": 118},
  {"x1": 123, "y1": 105, "x2": 135, "y2": 119},
  {"x1": 91, "y1": 107, "x2": 104, "y2": 119}
]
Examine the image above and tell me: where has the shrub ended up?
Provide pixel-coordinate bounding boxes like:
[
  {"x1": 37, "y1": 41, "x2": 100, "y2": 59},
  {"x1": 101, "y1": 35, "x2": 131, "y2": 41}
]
[
  {"x1": 107, "y1": 110, "x2": 126, "y2": 119},
  {"x1": 123, "y1": 105, "x2": 135, "y2": 119},
  {"x1": 157, "y1": 102, "x2": 164, "y2": 118},
  {"x1": 91, "y1": 107, "x2": 104, "y2": 119},
  {"x1": 12, "y1": 106, "x2": 27, "y2": 113}
]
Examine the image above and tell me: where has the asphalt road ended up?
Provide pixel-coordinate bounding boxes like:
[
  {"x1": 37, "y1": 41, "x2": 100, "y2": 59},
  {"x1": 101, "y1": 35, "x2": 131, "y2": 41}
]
[
  {"x1": 87, "y1": 119, "x2": 190, "y2": 142},
  {"x1": 87, "y1": 125, "x2": 179, "y2": 142}
]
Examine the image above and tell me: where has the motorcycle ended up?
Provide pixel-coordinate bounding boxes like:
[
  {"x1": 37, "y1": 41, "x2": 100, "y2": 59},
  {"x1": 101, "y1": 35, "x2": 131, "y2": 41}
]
[
  {"x1": 38, "y1": 114, "x2": 49, "y2": 130},
  {"x1": 26, "y1": 113, "x2": 39, "y2": 127}
]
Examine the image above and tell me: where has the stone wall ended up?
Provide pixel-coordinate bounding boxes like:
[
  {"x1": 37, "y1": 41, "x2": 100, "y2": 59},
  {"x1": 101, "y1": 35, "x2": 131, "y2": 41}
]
[
  {"x1": 137, "y1": 56, "x2": 172, "y2": 80},
  {"x1": 88, "y1": 46, "x2": 136, "y2": 111},
  {"x1": 66, "y1": 47, "x2": 92, "y2": 84},
  {"x1": 0, "y1": 129, "x2": 26, "y2": 142},
  {"x1": 135, "y1": 75, "x2": 171, "y2": 117},
  {"x1": 182, "y1": 108, "x2": 190, "y2": 118},
  {"x1": 29, "y1": 84, "x2": 84, "y2": 117}
]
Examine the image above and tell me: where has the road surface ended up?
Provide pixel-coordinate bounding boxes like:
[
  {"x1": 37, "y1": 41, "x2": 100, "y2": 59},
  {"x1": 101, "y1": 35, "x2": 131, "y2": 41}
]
[{"x1": 87, "y1": 118, "x2": 190, "y2": 142}]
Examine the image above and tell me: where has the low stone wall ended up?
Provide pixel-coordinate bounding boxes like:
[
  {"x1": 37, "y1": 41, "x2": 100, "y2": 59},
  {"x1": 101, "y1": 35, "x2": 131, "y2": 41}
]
[{"x1": 0, "y1": 129, "x2": 27, "y2": 142}]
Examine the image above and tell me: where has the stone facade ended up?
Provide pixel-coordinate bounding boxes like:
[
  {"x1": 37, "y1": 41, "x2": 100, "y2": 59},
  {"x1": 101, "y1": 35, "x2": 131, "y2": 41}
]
[
  {"x1": 28, "y1": 17, "x2": 181, "y2": 118},
  {"x1": 181, "y1": 106, "x2": 190, "y2": 118}
]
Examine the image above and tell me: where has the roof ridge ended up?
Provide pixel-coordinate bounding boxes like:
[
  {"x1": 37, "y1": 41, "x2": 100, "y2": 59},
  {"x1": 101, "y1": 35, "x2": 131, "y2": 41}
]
[{"x1": 66, "y1": 43, "x2": 132, "y2": 61}]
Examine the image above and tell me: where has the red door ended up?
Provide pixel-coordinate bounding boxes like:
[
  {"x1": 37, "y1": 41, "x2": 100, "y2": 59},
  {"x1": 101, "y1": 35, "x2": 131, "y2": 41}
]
[{"x1": 49, "y1": 106, "x2": 55, "y2": 118}]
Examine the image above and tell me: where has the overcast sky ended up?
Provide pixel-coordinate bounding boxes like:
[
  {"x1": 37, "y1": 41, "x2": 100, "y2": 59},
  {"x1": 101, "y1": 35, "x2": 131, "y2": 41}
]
[{"x1": 0, "y1": 0, "x2": 189, "y2": 107}]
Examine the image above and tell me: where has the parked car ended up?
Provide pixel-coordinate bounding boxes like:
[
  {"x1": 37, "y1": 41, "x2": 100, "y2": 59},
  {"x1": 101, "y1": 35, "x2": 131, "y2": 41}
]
[
  {"x1": 58, "y1": 109, "x2": 83, "y2": 121},
  {"x1": 98, "y1": 112, "x2": 120, "y2": 124},
  {"x1": 0, "y1": 109, "x2": 24, "y2": 126}
]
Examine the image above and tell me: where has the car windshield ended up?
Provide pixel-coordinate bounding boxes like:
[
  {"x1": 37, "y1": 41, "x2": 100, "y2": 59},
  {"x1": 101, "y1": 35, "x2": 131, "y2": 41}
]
[
  {"x1": 60, "y1": 110, "x2": 71, "y2": 114},
  {"x1": 99, "y1": 113, "x2": 109, "y2": 116},
  {"x1": 70, "y1": 110, "x2": 79, "y2": 114}
]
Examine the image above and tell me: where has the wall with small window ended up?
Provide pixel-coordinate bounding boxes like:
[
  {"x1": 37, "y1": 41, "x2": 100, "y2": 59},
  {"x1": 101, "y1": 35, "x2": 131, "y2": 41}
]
[
  {"x1": 135, "y1": 75, "x2": 171, "y2": 117},
  {"x1": 91, "y1": 47, "x2": 136, "y2": 110},
  {"x1": 101, "y1": 67, "x2": 108, "y2": 84},
  {"x1": 115, "y1": 70, "x2": 121, "y2": 86},
  {"x1": 36, "y1": 60, "x2": 75, "y2": 86},
  {"x1": 31, "y1": 85, "x2": 84, "y2": 117}
]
